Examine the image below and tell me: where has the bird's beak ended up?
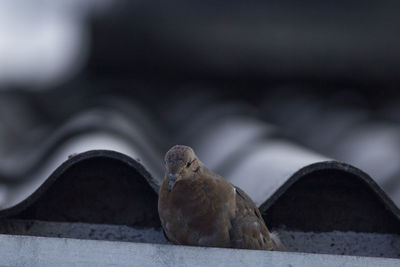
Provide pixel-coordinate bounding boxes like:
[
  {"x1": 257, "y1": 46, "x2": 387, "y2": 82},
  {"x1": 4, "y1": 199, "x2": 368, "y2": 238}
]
[{"x1": 168, "y1": 173, "x2": 179, "y2": 192}]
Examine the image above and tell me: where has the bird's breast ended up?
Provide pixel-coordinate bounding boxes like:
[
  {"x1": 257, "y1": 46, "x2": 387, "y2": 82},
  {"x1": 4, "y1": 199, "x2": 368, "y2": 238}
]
[{"x1": 159, "y1": 177, "x2": 235, "y2": 246}]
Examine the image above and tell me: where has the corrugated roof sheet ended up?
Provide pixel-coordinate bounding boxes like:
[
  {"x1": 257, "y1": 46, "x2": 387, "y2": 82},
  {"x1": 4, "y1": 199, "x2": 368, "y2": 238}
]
[
  {"x1": 0, "y1": 147, "x2": 399, "y2": 258},
  {"x1": 1, "y1": 1, "x2": 400, "y2": 264}
]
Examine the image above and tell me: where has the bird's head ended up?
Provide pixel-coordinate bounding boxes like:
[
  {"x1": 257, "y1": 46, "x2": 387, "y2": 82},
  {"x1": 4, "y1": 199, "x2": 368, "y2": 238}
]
[{"x1": 164, "y1": 145, "x2": 201, "y2": 192}]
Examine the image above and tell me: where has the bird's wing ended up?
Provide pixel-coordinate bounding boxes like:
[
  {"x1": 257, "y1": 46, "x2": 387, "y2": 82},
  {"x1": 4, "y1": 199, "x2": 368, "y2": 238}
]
[{"x1": 228, "y1": 185, "x2": 277, "y2": 250}]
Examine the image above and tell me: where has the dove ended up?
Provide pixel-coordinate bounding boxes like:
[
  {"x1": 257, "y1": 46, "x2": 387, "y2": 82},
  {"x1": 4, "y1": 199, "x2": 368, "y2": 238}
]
[{"x1": 158, "y1": 145, "x2": 284, "y2": 250}]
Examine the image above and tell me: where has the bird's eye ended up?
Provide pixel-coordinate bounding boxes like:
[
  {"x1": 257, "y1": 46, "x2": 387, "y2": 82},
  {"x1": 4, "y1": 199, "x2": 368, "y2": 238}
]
[{"x1": 186, "y1": 159, "x2": 196, "y2": 168}]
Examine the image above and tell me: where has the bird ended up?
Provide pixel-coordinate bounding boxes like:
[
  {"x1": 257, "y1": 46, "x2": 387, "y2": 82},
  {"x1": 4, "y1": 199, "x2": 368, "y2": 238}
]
[{"x1": 158, "y1": 145, "x2": 285, "y2": 251}]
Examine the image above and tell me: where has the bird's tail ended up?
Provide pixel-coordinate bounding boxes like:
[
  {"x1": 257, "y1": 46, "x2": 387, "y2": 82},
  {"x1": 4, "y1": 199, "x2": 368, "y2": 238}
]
[{"x1": 270, "y1": 231, "x2": 286, "y2": 251}]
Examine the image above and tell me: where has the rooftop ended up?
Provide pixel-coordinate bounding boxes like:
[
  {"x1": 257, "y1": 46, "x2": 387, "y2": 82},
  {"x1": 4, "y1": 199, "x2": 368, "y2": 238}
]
[{"x1": 1, "y1": 0, "x2": 400, "y2": 265}]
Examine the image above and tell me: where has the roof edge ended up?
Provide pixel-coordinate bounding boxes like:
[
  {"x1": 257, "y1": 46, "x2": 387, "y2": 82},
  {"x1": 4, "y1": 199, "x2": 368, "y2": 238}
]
[
  {"x1": 259, "y1": 160, "x2": 400, "y2": 221},
  {"x1": 0, "y1": 150, "x2": 159, "y2": 219}
]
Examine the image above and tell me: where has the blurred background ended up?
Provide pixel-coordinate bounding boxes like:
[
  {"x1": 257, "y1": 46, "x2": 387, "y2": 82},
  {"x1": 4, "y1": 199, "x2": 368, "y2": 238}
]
[{"x1": 1, "y1": 0, "x2": 400, "y2": 210}]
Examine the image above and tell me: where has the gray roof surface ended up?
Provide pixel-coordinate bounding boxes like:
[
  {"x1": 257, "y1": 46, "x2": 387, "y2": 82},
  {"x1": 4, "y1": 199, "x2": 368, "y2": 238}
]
[
  {"x1": 1, "y1": 0, "x2": 400, "y2": 264},
  {"x1": 1, "y1": 234, "x2": 399, "y2": 267}
]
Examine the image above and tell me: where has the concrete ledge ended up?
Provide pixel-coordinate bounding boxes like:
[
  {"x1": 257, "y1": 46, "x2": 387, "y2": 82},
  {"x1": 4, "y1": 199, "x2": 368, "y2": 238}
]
[
  {"x1": 0, "y1": 234, "x2": 399, "y2": 267},
  {"x1": 2, "y1": 220, "x2": 399, "y2": 258}
]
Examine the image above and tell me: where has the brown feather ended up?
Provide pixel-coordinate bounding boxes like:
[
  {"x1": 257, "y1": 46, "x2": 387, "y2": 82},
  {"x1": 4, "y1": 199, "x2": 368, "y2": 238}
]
[{"x1": 158, "y1": 145, "x2": 285, "y2": 250}]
